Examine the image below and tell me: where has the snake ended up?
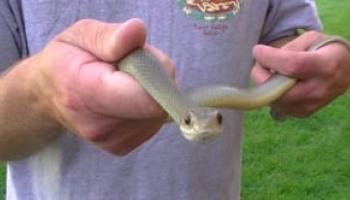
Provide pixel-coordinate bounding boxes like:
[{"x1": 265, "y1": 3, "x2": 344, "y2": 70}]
[{"x1": 117, "y1": 36, "x2": 350, "y2": 142}]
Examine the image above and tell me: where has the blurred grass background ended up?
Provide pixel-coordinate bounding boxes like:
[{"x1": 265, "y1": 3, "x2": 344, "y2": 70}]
[
  {"x1": 0, "y1": 169, "x2": 3, "y2": 198},
  {"x1": 0, "y1": 0, "x2": 349, "y2": 199},
  {"x1": 242, "y1": 0, "x2": 350, "y2": 199}
]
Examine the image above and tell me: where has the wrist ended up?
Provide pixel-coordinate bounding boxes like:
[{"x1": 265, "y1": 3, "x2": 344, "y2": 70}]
[
  {"x1": 25, "y1": 56, "x2": 65, "y2": 133},
  {"x1": 10, "y1": 57, "x2": 65, "y2": 135},
  {"x1": 0, "y1": 57, "x2": 64, "y2": 160}
]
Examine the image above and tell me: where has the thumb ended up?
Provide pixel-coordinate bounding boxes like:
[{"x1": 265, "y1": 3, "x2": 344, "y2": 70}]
[{"x1": 54, "y1": 18, "x2": 146, "y2": 62}]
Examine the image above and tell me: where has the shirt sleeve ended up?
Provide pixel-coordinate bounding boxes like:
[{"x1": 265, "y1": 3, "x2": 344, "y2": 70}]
[
  {"x1": 260, "y1": 0, "x2": 322, "y2": 44},
  {"x1": 0, "y1": 0, "x2": 27, "y2": 72}
]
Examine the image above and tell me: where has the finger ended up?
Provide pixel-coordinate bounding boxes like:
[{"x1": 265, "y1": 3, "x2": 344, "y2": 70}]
[
  {"x1": 91, "y1": 118, "x2": 165, "y2": 155},
  {"x1": 282, "y1": 31, "x2": 326, "y2": 51},
  {"x1": 271, "y1": 78, "x2": 337, "y2": 117},
  {"x1": 273, "y1": 75, "x2": 333, "y2": 105},
  {"x1": 272, "y1": 98, "x2": 326, "y2": 118},
  {"x1": 106, "y1": 47, "x2": 176, "y2": 118},
  {"x1": 78, "y1": 47, "x2": 176, "y2": 119},
  {"x1": 79, "y1": 61, "x2": 167, "y2": 119},
  {"x1": 55, "y1": 18, "x2": 146, "y2": 62},
  {"x1": 250, "y1": 63, "x2": 273, "y2": 84},
  {"x1": 253, "y1": 45, "x2": 324, "y2": 79},
  {"x1": 253, "y1": 31, "x2": 327, "y2": 79},
  {"x1": 144, "y1": 45, "x2": 176, "y2": 80}
]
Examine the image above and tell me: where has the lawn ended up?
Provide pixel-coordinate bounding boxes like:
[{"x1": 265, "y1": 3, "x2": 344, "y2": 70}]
[
  {"x1": 0, "y1": 169, "x2": 4, "y2": 197},
  {"x1": 242, "y1": 95, "x2": 350, "y2": 199},
  {"x1": 0, "y1": 1, "x2": 349, "y2": 199}
]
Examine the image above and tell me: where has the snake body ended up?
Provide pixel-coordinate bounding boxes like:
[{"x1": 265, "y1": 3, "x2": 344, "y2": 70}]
[
  {"x1": 119, "y1": 51, "x2": 222, "y2": 141},
  {"x1": 118, "y1": 36, "x2": 350, "y2": 142}
]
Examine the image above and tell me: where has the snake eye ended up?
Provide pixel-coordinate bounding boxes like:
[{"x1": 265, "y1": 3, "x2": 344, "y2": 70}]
[
  {"x1": 184, "y1": 113, "x2": 192, "y2": 126},
  {"x1": 216, "y1": 113, "x2": 223, "y2": 125}
]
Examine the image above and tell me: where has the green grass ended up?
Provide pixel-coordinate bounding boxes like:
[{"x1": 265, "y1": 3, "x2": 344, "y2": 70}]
[
  {"x1": 242, "y1": 0, "x2": 350, "y2": 199},
  {"x1": 242, "y1": 95, "x2": 350, "y2": 199},
  {"x1": 0, "y1": 165, "x2": 4, "y2": 199},
  {"x1": 316, "y1": 0, "x2": 350, "y2": 39},
  {"x1": 0, "y1": 1, "x2": 349, "y2": 199}
]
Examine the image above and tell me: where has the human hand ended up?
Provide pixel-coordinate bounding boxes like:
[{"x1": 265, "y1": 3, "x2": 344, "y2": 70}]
[
  {"x1": 28, "y1": 18, "x2": 175, "y2": 155},
  {"x1": 251, "y1": 31, "x2": 350, "y2": 118}
]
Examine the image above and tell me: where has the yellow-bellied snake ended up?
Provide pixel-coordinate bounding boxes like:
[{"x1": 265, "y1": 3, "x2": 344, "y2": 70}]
[{"x1": 118, "y1": 36, "x2": 350, "y2": 142}]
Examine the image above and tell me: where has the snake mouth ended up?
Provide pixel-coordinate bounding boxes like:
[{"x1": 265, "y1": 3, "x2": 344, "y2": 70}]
[
  {"x1": 181, "y1": 130, "x2": 220, "y2": 142},
  {"x1": 179, "y1": 109, "x2": 223, "y2": 142}
]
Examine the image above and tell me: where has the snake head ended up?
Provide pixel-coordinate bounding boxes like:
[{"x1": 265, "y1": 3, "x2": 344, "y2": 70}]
[{"x1": 179, "y1": 109, "x2": 223, "y2": 142}]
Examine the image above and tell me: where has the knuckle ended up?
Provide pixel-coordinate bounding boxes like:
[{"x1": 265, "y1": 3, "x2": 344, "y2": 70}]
[
  {"x1": 283, "y1": 52, "x2": 312, "y2": 77},
  {"x1": 106, "y1": 145, "x2": 134, "y2": 156},
  {"x1": 296, "y1": 112, "x2": 312, "y2": 118},
  {"x1": 143, "y1": 102, "x2": 165, "y2": 118},
  {"x1": 311, "y1": 88, "x2": 330, "y2": 101},
  {"x1": 56, "y1": 19, "x2": 99, "y2": 43},
  {"x1": 106, "y1": 142, "x2": 136, "y2": 156},
  {"x1": 293, "y1": 107, "x2": 315, "y2": 118},
  {"x1": 111, "y1": 148, "x2": 131, "y2": 156},
  {"x1": 76, "y1": 122, "x2": 109, "y2": 142},
  {"x1": 305, "y1": 30, "x2": 318, "y2": 37},
  {"x1": 59, "y1": 88, "x2": 82, "y2": 111},
  {"x1": 73, "y1": 18, "x2": 98, "y2": 28},
  {"x1": 323, "y1": 59, "x2": 338, "y2": 77},
  {"x1": 166, "y1": 61, "x2": 176, "y2": 80},
  {"x1": 82, "y1": 129, "x2": 109, "y2": 142},
  {"x1": 278, "y1": 102, "x2": 317, "y2": 119},
  {"x1": 283, "y1": 58, "x2": 300, "y2": 76},
  {"x1": 68, "y1": 19, "x2": 97, "y2": 39},
  {"x1": 304, "y1": 30, "x2": 324, "y2": 41},
  {"x1": 323, "y1": 68, "x2": 336, "y2": 80},
  {"x1": 95, "y1": 27, "x2": 110, "y2": 55},
  {"x1": 92, "y1": 136, "x2": 133, "y2": 156}
]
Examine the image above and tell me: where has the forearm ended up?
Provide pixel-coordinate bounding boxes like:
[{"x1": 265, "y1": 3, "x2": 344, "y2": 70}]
[{"x1": 0, "y1": 58, "x2": 63, "y2": 161}]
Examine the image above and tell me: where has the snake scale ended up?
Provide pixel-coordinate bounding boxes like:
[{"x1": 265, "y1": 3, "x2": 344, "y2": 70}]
[{"x1": 118, "y1": 36, "x2": 350, "y2": 142}]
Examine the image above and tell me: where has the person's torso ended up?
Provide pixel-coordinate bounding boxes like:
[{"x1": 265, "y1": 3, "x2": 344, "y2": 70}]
[{"x1": 7, "y1": 1, "x2": 319, "y2": 199}]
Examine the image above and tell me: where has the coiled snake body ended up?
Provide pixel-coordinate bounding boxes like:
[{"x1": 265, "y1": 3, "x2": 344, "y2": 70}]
[{"x1": 118, "y1": 36, "x2": 350, "y2": 142}]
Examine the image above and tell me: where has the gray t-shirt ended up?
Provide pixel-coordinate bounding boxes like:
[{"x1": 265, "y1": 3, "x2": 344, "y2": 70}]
[{"x1": 1, "y1": 0, "x2": 321, "y2": 199}]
